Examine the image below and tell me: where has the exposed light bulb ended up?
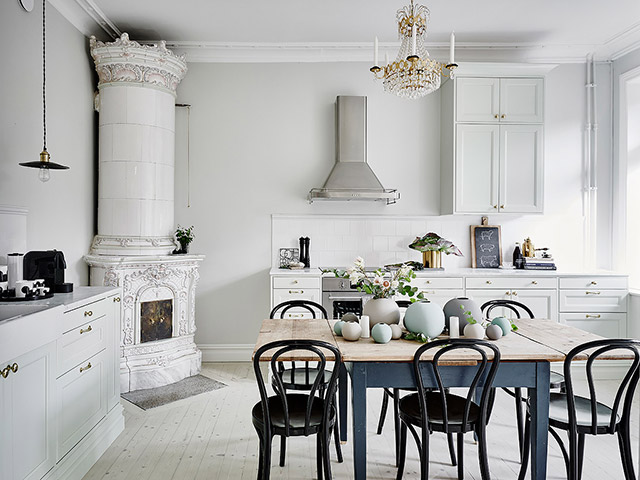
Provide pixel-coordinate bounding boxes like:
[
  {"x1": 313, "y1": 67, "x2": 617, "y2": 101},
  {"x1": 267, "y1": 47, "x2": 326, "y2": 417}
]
[{"x1": 38, "y1": 167, "x2": 50, "y2": 182}]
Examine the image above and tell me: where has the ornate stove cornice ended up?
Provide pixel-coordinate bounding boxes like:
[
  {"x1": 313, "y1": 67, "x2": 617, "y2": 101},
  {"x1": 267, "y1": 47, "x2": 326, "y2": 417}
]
[{"x1": 90, "y1": 33, "x2": 187, "y2": 96}]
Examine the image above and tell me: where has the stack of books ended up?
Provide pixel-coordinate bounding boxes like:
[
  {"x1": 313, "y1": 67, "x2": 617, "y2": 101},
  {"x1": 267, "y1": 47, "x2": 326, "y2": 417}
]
[{"x1": 523, "y1": 257, "x2": 557, "y2": 270}]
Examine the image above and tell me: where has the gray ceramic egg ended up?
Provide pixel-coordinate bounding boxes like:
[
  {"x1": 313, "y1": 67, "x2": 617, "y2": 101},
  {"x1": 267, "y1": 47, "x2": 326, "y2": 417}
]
[
  {"x1": 390, "y1": 324, "x2": 403, "y2": 340},
  {"x1": 486, "y1": 324, "x2": 503, "y2": 340},
  {"x1": 342, "y1": 312, "x2": 359, "y2": 323}
]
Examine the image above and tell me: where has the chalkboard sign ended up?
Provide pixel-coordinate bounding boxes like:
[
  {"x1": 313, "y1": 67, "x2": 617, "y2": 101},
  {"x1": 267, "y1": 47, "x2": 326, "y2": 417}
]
[{"x1": 470, "y1": 225, "x2": 502, "y2": 268}]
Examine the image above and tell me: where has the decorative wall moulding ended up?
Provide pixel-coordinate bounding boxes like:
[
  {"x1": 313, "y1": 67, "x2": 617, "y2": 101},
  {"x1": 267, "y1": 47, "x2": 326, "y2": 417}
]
[
  {"x1": 90, "y1": 33, "x2": 187, "y2": 96},
  {"x1": 90, "y1": 235, "x2": 178, "y2": 256}
]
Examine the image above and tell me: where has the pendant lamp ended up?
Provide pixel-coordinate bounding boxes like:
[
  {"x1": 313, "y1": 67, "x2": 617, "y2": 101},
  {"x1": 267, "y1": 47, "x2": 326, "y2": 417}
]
[{"x1": 19, "y1": 0, "x2": 69, "y2": 181}]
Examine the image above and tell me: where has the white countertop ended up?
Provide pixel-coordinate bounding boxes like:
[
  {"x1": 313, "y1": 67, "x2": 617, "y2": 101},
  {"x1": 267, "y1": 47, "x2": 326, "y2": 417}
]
[{"x1": 270, "y1": 266, "x2": 626, "y2": 278}]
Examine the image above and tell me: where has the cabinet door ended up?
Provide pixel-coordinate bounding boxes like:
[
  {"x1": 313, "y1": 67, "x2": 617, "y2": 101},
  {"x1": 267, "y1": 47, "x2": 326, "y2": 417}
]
[
  {"x1": 456, "y1": 78, "x2": 500, "y2": 122},
  {"x1": 465, "y1": 289, "x2": 510, "y2": 320},
  {"x1": 499, "y1": 78, "x2": 544, "y2": 123},
  {"x1": 0, "y1": 342, "x2": 56, "y2": 480},
  {"x1": 511, "y1": 289, "x2": 557, "y2": 322},
  {"x1": 455, "y1": 124, "x2": 500, "y2": 213},
  {"x1": 499, "y1": 124, "x2": 543, "y2": 213},
  {"x1": 559, "y1": 313, "x2": 626, "y2": 338}
]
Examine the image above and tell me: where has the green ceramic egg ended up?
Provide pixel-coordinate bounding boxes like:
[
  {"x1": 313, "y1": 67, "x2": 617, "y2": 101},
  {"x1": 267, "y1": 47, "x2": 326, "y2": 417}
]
[
  {"x1": 371, "y1": 323, "x2": 392, "y2": 344},
  {"x1": 334, "y1": 320, "x2": 345, "y2": 336},
  {"x1": 490, "y1": 316, "x2": 511, "y2": 336}
]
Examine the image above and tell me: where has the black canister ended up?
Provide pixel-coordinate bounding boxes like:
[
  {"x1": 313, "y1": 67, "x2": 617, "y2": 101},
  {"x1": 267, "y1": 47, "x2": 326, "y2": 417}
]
[
  {"x1": 303, "y1": 237, "x2": 310, "y2": 268},
  {"x1": 299, "y1": 237, "x2": 306, "y2": 267}
]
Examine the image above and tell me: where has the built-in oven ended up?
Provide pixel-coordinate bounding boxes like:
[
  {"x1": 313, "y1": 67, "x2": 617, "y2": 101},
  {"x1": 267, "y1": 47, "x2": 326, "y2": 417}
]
[{"x1": 322, "y1": 276, "x2": 369, "y2": 319}]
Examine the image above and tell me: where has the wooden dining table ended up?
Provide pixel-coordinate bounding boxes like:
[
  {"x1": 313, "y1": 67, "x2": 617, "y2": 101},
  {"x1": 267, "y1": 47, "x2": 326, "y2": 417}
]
[{"x1": 253, "y1": 317, "x2": 627, "y2": 480}]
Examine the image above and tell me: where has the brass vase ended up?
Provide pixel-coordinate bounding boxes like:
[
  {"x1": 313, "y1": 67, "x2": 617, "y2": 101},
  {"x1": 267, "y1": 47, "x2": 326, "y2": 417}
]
[{"x1": 422, "y1": 250, "x2": 442, "y2": 268}]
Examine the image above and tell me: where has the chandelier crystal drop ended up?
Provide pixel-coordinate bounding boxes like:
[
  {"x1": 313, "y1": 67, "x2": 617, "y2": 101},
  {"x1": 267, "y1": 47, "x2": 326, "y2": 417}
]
[{"x1": 371, "y1": 0, "x2": 456, "y2": 100}]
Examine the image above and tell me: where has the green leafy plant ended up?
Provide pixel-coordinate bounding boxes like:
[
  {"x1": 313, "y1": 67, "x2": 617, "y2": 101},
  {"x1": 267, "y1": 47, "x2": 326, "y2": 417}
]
[
  {"x1": 460, "y1": 304, "x2": 487, "y2": 326},
  {"x1": 325, "y1": 256, "x2": 425, "y2": 301},
  {"x1": 402, "y1": 331, "x2": 430, "y2": 343},
  {"x1": 175, "y1": 225, "x2": 195, "y2": 248}
]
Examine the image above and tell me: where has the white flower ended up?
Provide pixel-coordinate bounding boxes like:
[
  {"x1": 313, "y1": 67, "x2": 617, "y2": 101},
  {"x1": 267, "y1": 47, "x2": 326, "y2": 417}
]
[
  {"x1": 373, "y1": 275, "x2": 384, "y2": 286},
  {"x1": 398, "y1": 265, "x2": 412, "y2": 278},
  {"x1": 349, "y1": 271, "x2": 364, "y2": 284},
  {"x1": 391, "y1": 280, "x2": 399, "y2": 289},
  {"x1": 382, "y1": 280, "x2": 391, "y2": 289},
  {"x1": 354, "y1": 256, "x2": 365, "y2": 268},
  {"x1": 346, "y1": 267, "x2": 354, "y2": 276}
]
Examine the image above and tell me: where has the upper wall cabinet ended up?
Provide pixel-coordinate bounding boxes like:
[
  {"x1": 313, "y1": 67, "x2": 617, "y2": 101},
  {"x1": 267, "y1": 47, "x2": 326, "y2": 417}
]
[
  {"x1": 456, "y1": 77, "x2": 544, "y2": 124},
  {"x1": 441, "y1": 66, "x2": 549, "y2": 215}
]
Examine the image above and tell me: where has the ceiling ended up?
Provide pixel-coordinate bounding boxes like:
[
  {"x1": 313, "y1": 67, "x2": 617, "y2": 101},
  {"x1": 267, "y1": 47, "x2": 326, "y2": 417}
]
[{"x1": 50, "y1": 0, "x2": 640, "y2": 62}]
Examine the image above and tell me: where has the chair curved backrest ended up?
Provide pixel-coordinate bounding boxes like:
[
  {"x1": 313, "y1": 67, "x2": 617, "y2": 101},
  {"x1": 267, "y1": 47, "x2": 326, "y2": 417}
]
[
  {"x1": 563, "y1": 338, "x2": 640, "y2": 435},
  {"x1": 481, "y1": 299, "x2": 534, "y2": 320},
  {"x1": 412, "y1": 339, "x2": 501, "y2": 436},
  {"x1": 253, "y1": 339, "x2": 342, "y2": 439},
  {"x1": 270, "y1": 300, "x2": 328, "y2": 320}
]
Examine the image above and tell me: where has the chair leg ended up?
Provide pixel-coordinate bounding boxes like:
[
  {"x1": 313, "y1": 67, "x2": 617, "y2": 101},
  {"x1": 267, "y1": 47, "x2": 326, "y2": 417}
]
[
  {"x1": 514, "y1": 387, "x2": 525, "y2": 459},
  {"x1": 323, "y1": 428, "x2": 333, "y2": 480},
  {"x1": 316, "y1": 432, "x2": 324, "y2": 480},
  {"x1": 279, "y1": 435, "x2": 286, "y2": 467},
  {"x1": 457, "y1": 432, "x2": 465, "y2": 480},
  {"x1": 256, "y1": 431, "x2": 264, "y2": 480},
  {"x1": 477, "y1": 426, "x2": 492, "y2": 480},
  {"x1": 577, "y1": 433, "x2": 585, "y2": 480},
  {"x1": 377, "y1": 388, "x2": 390, "y2": 434},
  {"x1": 517, "y1": 414, "x2": 531, "y2": 480},
  {"x1": 448, "y1": 432, "x2": 457, "y2": 466},
  {"x1": 618, "y1": 430, "x2": 631, "y2": 480},
  {"x1": 393, "y1": 389, "x2": 401, "y2": 467},
  {"x1": 263, "y1": 433, "x2": 273, "y2": 480},
  {"x1": 396, "y1": 422, "x2": 408, "y2": 480},
  {"x1": 548, "y1": 427, "x2": 570, "y2": 479},
  {"x1": 619, "y1": 421, "x2": 637, "y2": 480},
  {"x1": 333, "y1": 421, "x2": 343, "y2": 463}
]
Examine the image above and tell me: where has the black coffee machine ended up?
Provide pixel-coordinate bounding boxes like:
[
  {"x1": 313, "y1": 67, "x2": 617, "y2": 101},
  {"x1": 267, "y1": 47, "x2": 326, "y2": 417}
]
[{"x1": 23, "y1": 250, "x2": 73, "y2": 293}]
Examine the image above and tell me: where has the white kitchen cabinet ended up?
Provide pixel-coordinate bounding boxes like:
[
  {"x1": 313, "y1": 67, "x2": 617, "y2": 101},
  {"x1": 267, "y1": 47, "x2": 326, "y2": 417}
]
[
  {"x1": 442, "y1": 72, "x2": 545, "y2": 215},
  {"x1": 271, "y1": 274, "x2": 322, "y2": 318},
  {"x1": 107, "y1": 293, "x2": 121, "y2": 411},
  {"x1": 0, "y1": 342, "x2": 56, "y2": 480},
  {"x1": 456, "y1": 77, "x2": 543, "y2": 124}
]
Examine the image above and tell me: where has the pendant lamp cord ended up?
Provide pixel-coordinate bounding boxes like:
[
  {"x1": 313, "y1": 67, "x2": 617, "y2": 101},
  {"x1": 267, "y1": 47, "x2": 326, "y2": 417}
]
[{"x1": 42, "y1": 0, "x2": 47, "y2": 151}]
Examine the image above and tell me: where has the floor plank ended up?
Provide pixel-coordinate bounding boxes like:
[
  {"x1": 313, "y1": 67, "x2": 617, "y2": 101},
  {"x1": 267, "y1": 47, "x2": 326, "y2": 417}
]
[{"x1": 83, "y1": 362, "x2": 639, "y2": 480}]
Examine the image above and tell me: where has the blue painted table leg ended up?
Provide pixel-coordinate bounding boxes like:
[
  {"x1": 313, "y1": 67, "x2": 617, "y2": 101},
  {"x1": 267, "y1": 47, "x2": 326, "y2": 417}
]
[
  {"x1": 530, "y1": 362, "x2": 550, "y2": 480},
  {"x1": 339, "y1": 363, "x2": 348, "y2": 442},
  {"x1": 351, "y1": 363, "x2": 368, "y2": 480}
]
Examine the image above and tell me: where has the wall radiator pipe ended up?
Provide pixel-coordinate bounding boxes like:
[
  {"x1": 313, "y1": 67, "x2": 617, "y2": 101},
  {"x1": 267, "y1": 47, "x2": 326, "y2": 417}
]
[{"x1": 584, "y1": 55, "x2": 598, "y2": 269}]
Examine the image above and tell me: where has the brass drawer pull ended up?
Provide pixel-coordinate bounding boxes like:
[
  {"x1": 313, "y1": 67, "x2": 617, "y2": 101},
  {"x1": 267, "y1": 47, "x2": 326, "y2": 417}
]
[
  {"x1": 80, "y1": 362, "x2": 92, "y2": 373},
  {"x1": 84, "y1": 310, "x2": 93, "y2": 317},
  {"x1": 505, "y1": 291, "x2": 511, "y2": 295},
  {"x1": 486, "y1": 280, "x2": 492, "y2": 284},
  {"x1": 288, "y1": 314, "x2": 304, "y2": 318},
  {"x1": 113, "y1": 296, "x2": 121, "y2": 303},
  {"x1": 425, "y1": 280, "x2": 431, "y2": 284},
  {"x1": 494, "y1": 114, "x2": 499, "y2": 119},
  {"x1": 586, "y1": 314, "x2": 601, "y2": 319},
  {"x1": 590, "y1": 281, "x2": 598, "y2": 285},
  {"x1": 1, "y1": 363, "x2": 18, "y2": 379},
  {"x1": 421, "y1": 291, "x2": 436, "y2": 295},
  {"x1": 585, "y1": 291, "x2": 601, "y2": 295},
  {"x1": 292, "y1": 280, "x2": 299, "y2": 284},
  {"x1": 80, "y1": 325, "x2": 93, "y2": 334},
  {"x1": 289, "y1": 290, "x2": 304, "y2": 294},
  {"x1": 500, "y1": 204, "x2": 505, "y2": 209},
  {"x1": 501, "y1": 114, "x2": 506, "y2": 119},
  {"x1": 512, "y1": 291, "x2": 518, "y2": 296}
]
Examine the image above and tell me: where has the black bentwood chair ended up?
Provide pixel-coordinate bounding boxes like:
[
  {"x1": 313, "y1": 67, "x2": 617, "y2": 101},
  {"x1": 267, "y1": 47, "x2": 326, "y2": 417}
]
[
  {"x1": 269, "y1": 300, "x2": 342, "y2": 466},
  {"x1": 481, "y1": 299, "x2": 565, "y2": 459},
  {"x1": 252, "y1": 339, "x2": 341, "y2": 480},
  {"x1": 377, "y1": 300, "x2": 457, "y2": 467},
  {"x1": 396, "y1": 338, "x2": 501, "y2": 480},
  {"x1": 518, "y1": 338, "x2": 640, "y2": 480}
]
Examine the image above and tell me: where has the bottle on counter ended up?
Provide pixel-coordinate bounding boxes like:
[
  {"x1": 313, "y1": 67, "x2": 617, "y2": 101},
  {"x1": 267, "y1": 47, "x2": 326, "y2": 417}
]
[{"x1": 513, "y1": 243, "x2": 524, "y2": 269}]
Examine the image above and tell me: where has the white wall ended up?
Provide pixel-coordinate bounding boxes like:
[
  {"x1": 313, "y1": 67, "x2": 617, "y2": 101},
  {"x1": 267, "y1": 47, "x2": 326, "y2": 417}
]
[
  {"x1": 0, "y1": 2, "x2": 96, "y2": 286},
  {"x1": 174, "y1": 62, "x2": 593, "y2": 347}
]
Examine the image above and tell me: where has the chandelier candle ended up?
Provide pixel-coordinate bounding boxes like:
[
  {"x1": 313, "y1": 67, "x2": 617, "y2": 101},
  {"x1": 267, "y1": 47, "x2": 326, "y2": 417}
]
[
  {"x1": 449, "y1": 31, "x2": 455, "y2": 65},
  {"x1": 374, "y1": 36, "x2": 379, "y2": 66}
]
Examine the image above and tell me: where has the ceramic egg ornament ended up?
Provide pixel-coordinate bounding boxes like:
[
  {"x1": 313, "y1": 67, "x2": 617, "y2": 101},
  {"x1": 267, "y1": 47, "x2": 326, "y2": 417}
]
[
  {"x1": 371, "y1": 323, "x2": 392, "y2": 344},
  {"x1": 464, "y1": 323, "x2": 485, "y2": 340},
  {"x1": 390, "y1": 324, "x2": 403, "y2": 339},
  {"x1": 342, "y1": 321, "x2": 362, "y2": 341},
  {"x1": 342, "y1": 312, "x2": 359, "y2": 323},
  {"x1": 491, "y1": 316, "x2": 512, "y2": 336},
  {"x1": 333, "y1": 320, "x2": 345, "y2": 336},
  {"x1": 486, "y1": 324, "x2": 503, "y2": 340}
]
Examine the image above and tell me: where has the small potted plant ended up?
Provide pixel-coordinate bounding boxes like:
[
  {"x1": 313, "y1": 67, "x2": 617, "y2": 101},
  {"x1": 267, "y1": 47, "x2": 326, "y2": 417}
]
[
  {"x1": 175, "y1": 225, "x2": 195, "y2": 254},
  {"x1": 408, "y1": 232, "x2": 463, "y2": 269}
]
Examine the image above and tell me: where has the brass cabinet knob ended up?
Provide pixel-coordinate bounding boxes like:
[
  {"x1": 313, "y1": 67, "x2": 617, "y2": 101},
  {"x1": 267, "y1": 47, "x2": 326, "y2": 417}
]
[
  {"x1": 586, "y1": 291, "x2": 601, "y2": 295},
  {"x1": 84, "y1": 310, "x2": 93, "y2": 317},
  {"x1": 493, "y1": 205, "x2": 498, "y2": 209},
  {"x1": 501, "y1": 114, "x2": 506, "y2": 119},
  {"x1": 289, "y1": 314, "x2": 303, "y2": 318},
  {"x1": 1, "y1": 363, "x2": 18, "y2": 379},
  {"x1": 486, "y1": 280, "x2": 492, "y2": 284},
  {"x1": 80, "y1": 362, "x2": 92, "y2": 373},
  {"x1": 494, "y1": 114, "x2": 499, "y2": 119},
  {"x1": 113, "y1": 296, "x2": 121, "y2": 303},
  {"x1": 531, "y1": 280, "x2": 538, "y2": 285},
  {"x1": 500, "y1": 205, "x2": 505, "y2": 209},
  {"x1": 425, "y1": 280, "x2": 431, "y2": 284},
  {"x1": 292, "y1": 280, "x2": 298, "y2": 284},
  {"x1": 590, "y1": 281, "x2": 597, "y2": 285},
  {"x1": 505, "y1": 291, "x2": 511, "y2": 295},
  {"x1": 80, "y1": 325, "x2": 93, "y2": 334},
  {"x1": 512, "y1": 291, "x2": 518, "y2": 296}
]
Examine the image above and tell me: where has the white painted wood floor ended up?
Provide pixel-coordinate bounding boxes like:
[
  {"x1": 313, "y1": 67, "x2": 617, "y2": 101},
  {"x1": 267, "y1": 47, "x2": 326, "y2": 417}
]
[{"x1": 83, "y1": 362, "x2": 639, "y2": 480}]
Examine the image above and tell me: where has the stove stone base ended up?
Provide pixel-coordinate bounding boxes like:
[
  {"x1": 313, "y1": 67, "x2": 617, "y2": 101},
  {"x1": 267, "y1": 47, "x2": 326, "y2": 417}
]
[{"x1": 120, "y1": 334, "x2": 202, "y2": 393}]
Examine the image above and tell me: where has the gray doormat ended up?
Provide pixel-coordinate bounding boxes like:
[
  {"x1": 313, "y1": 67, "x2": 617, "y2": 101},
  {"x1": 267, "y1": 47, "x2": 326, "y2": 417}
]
[{"x1": 121, "y1": 374, "x2": 226, "y2": 410}]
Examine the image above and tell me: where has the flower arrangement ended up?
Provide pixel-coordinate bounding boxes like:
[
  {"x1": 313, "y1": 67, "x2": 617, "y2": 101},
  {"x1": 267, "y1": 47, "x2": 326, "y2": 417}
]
[
  {"x1": 328, "y1": 256, "x2": 424, "y2": 301},
  {"x1": 409, "y1": 232, "x2": 463, "y2": 256}
]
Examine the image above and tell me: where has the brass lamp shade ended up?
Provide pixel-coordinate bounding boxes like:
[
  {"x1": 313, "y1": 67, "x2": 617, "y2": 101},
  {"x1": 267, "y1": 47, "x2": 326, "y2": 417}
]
[{"x1": 20, "y1": 150, "x2": 69, "y2": 170}]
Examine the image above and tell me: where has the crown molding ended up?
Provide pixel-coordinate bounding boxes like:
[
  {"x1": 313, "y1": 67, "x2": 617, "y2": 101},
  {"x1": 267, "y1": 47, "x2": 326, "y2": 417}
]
[
  {"x1": 599, "y1": 21, "x2": 640, "y2": 61},
  {"x1": 49, "y1": 0, "x2": 120, "y2": 39}
]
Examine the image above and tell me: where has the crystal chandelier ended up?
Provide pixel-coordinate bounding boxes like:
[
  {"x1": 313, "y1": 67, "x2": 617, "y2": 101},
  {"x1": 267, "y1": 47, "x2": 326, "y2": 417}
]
[{"x1": 370, "y1": 0, "x2": 457, "y2": 100}]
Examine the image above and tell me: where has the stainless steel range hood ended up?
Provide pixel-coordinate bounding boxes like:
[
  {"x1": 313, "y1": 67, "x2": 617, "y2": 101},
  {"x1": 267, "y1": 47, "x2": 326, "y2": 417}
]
[{"x1": 308, "y1": 96, "x2": 399, "y2": 204}]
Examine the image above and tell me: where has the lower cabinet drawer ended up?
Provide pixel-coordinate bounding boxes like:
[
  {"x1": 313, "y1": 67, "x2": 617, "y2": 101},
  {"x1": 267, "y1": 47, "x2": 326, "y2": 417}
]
[
  {"x1": 559, "y1": 290, "x2": 628, "y2": 313},
  {"x1": 411, "y1": 277, "x2": 464, "y2": 289},
  {"x1": 273, "y1": 288, "x2": 321, "y2": 305},
  {"x1": 62, "y1": 298, "x2": 108, "y2": 333},
  {"x1": 57, "y1": 315, "x2": 107, "y2": 377},
  {"x1": 56, "y1": 348, "x2": 108, "y2": 461},
  {"x1": 559, "y1": 313, "x2": 627, "y2": 338},
  {"x1": 466, "y1": 276, "x2": 558, "y2": 290}
]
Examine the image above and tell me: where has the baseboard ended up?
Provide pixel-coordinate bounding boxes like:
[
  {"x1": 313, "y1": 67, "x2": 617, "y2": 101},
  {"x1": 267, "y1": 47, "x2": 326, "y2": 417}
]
[
  {"x1": 199, "y1": 343, "x2": 254, "y2": 362},
  {"x1": 43, "y1": 404, "x2": 124, "y2": 480}
]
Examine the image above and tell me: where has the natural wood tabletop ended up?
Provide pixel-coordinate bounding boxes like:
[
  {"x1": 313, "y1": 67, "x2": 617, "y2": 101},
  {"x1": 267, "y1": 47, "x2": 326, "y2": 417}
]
[{"x1": 252, "y1": 318, "x2": 338, "y2": 361}]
